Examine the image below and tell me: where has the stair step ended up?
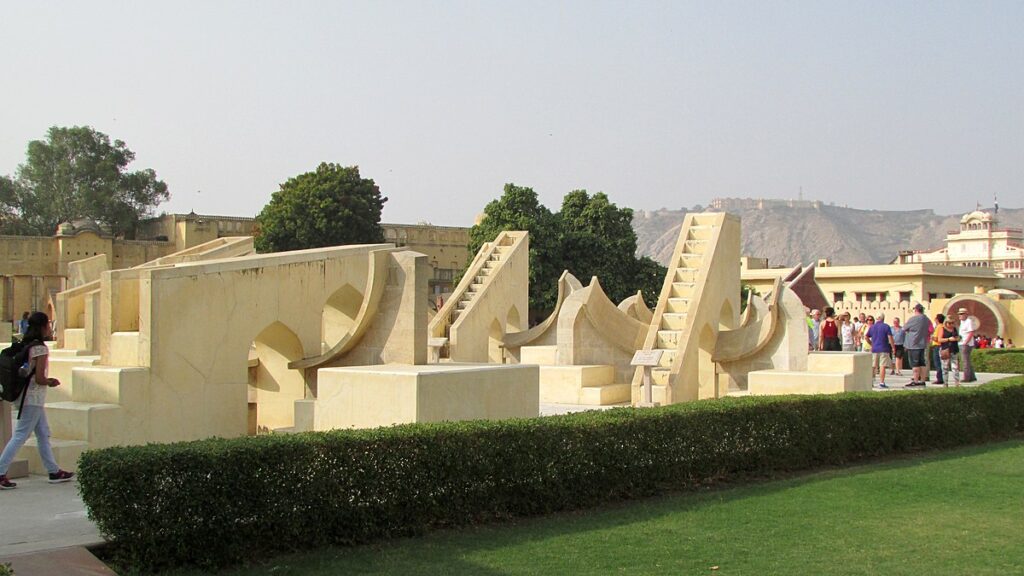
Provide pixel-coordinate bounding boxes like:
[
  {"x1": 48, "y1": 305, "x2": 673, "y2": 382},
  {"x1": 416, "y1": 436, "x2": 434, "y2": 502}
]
[
  {"x1": 48, "y1": 348, "x2": 96, "y2": 358},
  {"x1": 484, "y1": 260, "x2": 500, "y2": 269},
  {"x1": 62, "y1": 329, "x2": 88, "y2": 351},
  {"x1": 666, "y1": 297, "x2": 691, "y2": 313},
  {"x1": 656, "y1": 330, "x2": 681, "y2": 349},
  {"x1": 687, "y1": 227, "x2": 713, "y2": 240},
  {"x1": 470, "y1": 283, "x2": 484, "y2": 291},
  {"x1": 72, "y1": 366, "x2": 149, "y2": 404},
  {"x1": 675, "y1": 268, "x2": 699, "y2": 283},
  {"x1": 110, "y1": 331, "x2": 144, "y2": 366},
  {"x1": 579, "y1": 383, "x2": 631, "y2": 405},
  {"x1": 678, "y1": 255, "x2": 704, "y2": 269},
  {"x1": 670, "y1": 282, "x2": 695, "y2": 298},
  {"x1": 46, "y1": 355, "x2": 101, "y2": 403},
  {"x1": 651, "y1": 367, "x2": 671, "y2": 386},
  {"x1": 657, "y1": 349, "x2": 676, "y2": 368},
  {"x1": 19, "y1": 438, "x2": 89, "y2": 474},
  {"x1": 662, "y1": 313, "x2": 688, "y2": 330},
  {"x1": 45, "y1": 401, "x2": 122, "y2": 444}
]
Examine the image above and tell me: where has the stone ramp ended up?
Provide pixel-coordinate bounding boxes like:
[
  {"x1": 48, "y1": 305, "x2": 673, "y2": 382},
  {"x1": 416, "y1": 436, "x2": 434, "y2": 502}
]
[{"x1": 0, "y1": 547, "x2": 114, "y2": 576}]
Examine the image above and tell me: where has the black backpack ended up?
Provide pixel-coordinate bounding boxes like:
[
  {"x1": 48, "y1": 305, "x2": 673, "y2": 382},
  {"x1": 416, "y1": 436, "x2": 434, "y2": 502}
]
[{"x1": 0, "y1": 340, "x2": 40, "y2": 416}]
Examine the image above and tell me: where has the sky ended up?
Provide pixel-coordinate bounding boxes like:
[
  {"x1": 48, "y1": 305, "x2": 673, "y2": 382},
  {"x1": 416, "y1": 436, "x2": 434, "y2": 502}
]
[{"x1": 1, "y1": 1, "x2": 1021, "y2": 227}]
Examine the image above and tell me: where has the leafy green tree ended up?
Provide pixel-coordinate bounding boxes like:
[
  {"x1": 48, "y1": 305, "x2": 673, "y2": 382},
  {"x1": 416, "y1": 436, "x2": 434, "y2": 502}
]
[
  {"x1": 468, "y1": 185, "x2": 668, "y2": 316},
  {"x1": 255, "y1": 163, "x2": 387, "y2": 253},
  {"x1": 559, "y1": 190, "x2": 664, "y2": 306},
  {"x1": 6, "y1": 126, "x2": 169, "y2": 237},
  {"x1": 468, "y1": 184, "x2": 562, "y2": 313}
]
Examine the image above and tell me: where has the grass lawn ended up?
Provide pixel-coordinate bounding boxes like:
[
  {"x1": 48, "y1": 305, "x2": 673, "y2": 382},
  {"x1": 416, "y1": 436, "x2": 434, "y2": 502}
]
[{"x1": 175, "y1": 438, "x2": 1024, "y2": 576}]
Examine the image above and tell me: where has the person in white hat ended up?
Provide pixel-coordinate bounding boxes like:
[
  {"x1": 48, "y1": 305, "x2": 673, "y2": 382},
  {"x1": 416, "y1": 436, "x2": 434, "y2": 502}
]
[{"x1": 956, "y1": 307, "x2": 977, "y2": 382}]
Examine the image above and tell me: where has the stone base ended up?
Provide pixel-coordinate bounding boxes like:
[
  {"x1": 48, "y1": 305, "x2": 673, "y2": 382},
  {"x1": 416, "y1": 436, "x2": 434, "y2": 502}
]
[
  {"x1": 18, "y1": 438, "x2": 88, "y2": 473},
  {"x1": 539, "y1": 365, "x2": 627, "y2": 405},
  {"x1": 310, "y1": 363, "x2": 539, "y2": 430},
  {"x1": 747, "y1": 352, "x2": 871, "y2": 396},
  {"x1": 6, "y1": 459, "x2": 29, "y2": 479}
]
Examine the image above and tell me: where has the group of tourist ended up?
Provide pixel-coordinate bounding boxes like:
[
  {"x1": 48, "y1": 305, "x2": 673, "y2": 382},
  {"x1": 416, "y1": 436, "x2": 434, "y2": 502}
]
[{"x1": 808, "y1": 305, "x2": 984, "y2": 389}]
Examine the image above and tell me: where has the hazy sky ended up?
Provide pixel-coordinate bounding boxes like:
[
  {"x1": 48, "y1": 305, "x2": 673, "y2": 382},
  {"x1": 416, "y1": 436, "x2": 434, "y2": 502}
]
[{"x1": 2, "y1": 1, "x2": 1021, "y2": 226}]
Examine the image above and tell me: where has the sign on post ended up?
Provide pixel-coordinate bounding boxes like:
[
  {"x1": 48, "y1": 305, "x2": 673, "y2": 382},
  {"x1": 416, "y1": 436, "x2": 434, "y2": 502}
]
[
  {"x1": 631, "y1": 349, "x2": 664, "y2": 408},
  {"x1": 428, "y1": 337, "x2": 448, "y2": 364}
]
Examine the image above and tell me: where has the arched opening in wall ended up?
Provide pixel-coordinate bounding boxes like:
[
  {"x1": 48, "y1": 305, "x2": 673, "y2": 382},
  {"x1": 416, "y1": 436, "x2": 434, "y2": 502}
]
[
  {"x1": 506, "y1": 306, "x2": 522, "y2": 332},
  {"x1": 322, "y1": 283, "x2": 364, "y2": 349},
  {"x1": 488, "y1": 318, "x2": 504, "y2": 363},
  {"x1": 248, "y1": 321, "x2": 305, "y2": 435},
  {"x1": 698, "y1": 324, "x2": 718, "y2": 398},
  {"x1": 719, "y1": 300, "x2": 736, "y2": 331}
]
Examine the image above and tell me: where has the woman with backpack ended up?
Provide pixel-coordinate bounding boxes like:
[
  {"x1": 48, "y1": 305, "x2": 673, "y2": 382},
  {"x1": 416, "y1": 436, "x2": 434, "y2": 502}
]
[{"x1": 0, "y1": 312, "x2": 75, "y2": 489}]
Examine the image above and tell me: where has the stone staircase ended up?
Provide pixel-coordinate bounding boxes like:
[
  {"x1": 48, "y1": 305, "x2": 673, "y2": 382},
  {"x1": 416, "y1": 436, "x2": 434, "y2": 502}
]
[
  {"x1": 633, "y1": 213, "x2": 737, "y2": 405},
  {"x1": 522, "y1": 345, "x2": 631, "y2": 405},
  {"x1": 21, "y1": 363, "x2": 148, "y2": 473},
  {"x1": 429, "y1": 231, "x2": 527, "y2": 362},
  {"x1": 450, "y1": 241, "x2": 512, "y2": 325},
  {"x1": 646, "y1": 220, "x2": 714, "y2": 398}
]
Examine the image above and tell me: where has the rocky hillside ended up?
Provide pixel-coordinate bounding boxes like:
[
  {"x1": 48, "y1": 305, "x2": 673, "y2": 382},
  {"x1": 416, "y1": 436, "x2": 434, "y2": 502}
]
[{"x1": 633, "y1": 205, "x2": 1024, "y2": 267}]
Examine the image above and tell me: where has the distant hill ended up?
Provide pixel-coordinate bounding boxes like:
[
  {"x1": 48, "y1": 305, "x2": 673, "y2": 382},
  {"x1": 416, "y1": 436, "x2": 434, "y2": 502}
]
[{"x1": 632, "y1": 205, "x2": 1024, "y2": 267}]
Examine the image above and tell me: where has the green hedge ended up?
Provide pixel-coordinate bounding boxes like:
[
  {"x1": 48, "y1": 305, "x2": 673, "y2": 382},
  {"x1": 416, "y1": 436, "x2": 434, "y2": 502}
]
[
  {"x1": 78, "y1": 379, "x2": 1024, "y2": 572},
  {"x1": 971, "y1": 349, "x2": 1024, "y2": 374}
]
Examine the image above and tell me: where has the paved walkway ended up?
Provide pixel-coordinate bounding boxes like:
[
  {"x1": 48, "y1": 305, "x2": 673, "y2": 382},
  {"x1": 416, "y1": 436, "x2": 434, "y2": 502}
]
[
  {"x1": 1, "y1": 370, "x2": 1016, "y2": 567},
  {"x1": 0, "y1": 475, "x2": 101, "y2": 557}
]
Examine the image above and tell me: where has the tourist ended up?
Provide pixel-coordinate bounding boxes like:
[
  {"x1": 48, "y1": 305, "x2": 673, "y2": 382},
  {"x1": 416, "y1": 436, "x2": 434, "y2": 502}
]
[
  {"x1": 902, "y1": 304, "x2": 930, "y2": 387},
  {"x1": 854, "y1": 313, "x2": 866, "y2": 335},
  {"x1": 993, "y1": 335, "x2": 1004, "y2": 349},
  {"x1": 958, "y1": 308, "x2": 977, "y2": 382},
  {"x1": 0, "y1": 312, "x2": 76, "y2": 489},
  {"x1": 818, "y1": 307, "x2": 841, "y2": 351},
  {"x1": 937, "y1": 318, "x2": 961, "y2": 387},
  {"x1": 17, "y1": 311, "x2": 29, "y2": 336},
  {"x1": 891, "y1": 317, "x2": 905, "y2": 376},
  {"x1": 839, "y1": 312, "x2": 856, "y2": 352},
  {"x1": 1008, "y1": 339, "x2": 1016, "y2": 349},
  {"x1": 930, "y1": 313, "x2": 946, "y2": 385},
  {"x1": 859, "y1": 316, "x2": 873, "y2": 353},
  {"x1": 866, "y1": 314, "x2": 895, "y2": 388},
  {"x1": 808, "y1": 309, "x2": 821, "y2": 351}
]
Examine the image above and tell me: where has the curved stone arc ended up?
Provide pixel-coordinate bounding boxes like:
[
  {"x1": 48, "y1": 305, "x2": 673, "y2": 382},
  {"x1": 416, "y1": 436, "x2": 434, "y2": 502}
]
[
  {"x1": 941, "y1": 294, "x2": 1009, "y2": 338},
  {"x1": 712, "y1": 276, "x2": 782, "y2": 363},
  {"x1": 576, "y1": 277, "x2": 649, "y2": 353},
  {"x1": 618, "y1": 290, "x2": 653, "y2": 324},
  {"x1": 288, "y1": 248, "x2": 391, "y2": 369},
  {"x1": 503, "y1": 270, "x2": 583, "y2": 348}
]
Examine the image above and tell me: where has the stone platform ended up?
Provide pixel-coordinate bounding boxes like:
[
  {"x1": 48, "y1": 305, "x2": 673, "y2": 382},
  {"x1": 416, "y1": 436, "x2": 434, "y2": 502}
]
[{"x1": 298, "y1": 363, "x2": 540, "y2": 430}]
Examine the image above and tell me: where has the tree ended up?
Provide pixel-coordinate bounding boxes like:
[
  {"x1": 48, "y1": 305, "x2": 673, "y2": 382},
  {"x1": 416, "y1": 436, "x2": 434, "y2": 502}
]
[
  {"x1": 255, "y1": 163, "x2": 387, "y2": 253},
  {"x1": 468, "y1": 185, "x2": 668, "y2": 316},
  {"x1": 6, "y1": 126, "x2": 169, "y2": 237},
  {"x1": 468, "y1": 184, "x2": 562, "y2": 313}
]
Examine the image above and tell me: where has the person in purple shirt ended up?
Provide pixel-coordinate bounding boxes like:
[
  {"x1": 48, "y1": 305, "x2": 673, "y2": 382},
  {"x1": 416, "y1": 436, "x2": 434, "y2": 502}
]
[{"x1": 866, "y1": 313, "x2": 895, "y2": 388}]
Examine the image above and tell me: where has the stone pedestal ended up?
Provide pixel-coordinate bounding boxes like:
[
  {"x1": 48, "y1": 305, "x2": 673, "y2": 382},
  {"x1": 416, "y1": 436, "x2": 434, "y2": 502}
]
[{"x1": 306, "y1": 363, "x2": 539, "y2": 430}]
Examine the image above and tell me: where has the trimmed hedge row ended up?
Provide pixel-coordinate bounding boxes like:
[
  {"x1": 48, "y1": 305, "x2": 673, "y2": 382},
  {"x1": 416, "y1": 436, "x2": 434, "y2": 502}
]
[
  {"x1": 971, "y1": 349, "x2": 1024, "y2": 374},
  {"x1": 78, "y1": 379, "x2": 1024, "y2": 572}
]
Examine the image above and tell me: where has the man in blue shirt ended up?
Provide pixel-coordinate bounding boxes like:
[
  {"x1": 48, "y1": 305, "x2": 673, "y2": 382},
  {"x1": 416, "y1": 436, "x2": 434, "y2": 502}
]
[{"x1": 866, "y1": 313, "x2": 895, "y2": 388}]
